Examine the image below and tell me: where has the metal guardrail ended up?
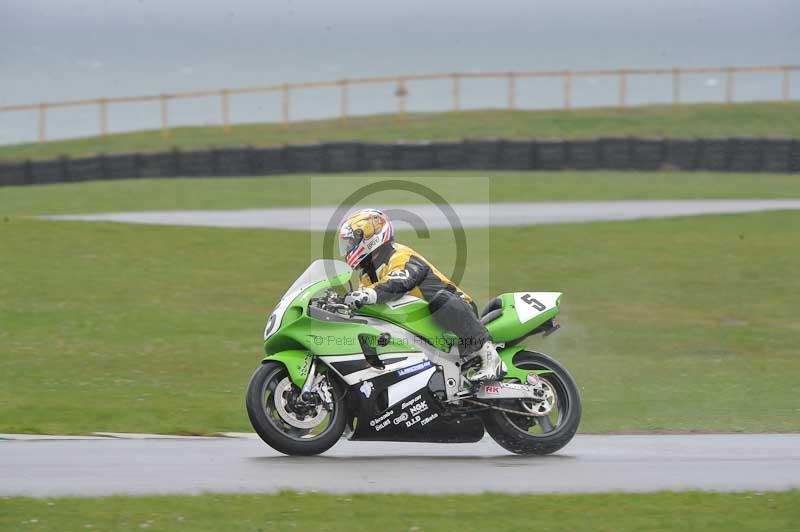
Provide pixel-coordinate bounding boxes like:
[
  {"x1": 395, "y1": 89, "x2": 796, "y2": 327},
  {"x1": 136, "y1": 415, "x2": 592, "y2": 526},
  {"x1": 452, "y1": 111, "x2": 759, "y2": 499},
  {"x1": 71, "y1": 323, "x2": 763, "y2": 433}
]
[{"x1": 1, "y1": 65, "x2": 797, "y2": 143}]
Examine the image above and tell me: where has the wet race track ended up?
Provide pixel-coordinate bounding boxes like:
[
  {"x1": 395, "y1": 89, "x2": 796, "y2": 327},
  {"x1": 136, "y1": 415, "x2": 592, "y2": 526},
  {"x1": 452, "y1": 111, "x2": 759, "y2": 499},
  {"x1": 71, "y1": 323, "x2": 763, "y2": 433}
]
[
  {"x1": 22, "y1": 199, "x2": 800, "y2": 497},
  {"x1": 41, "y1": 200, "x2": 800, "y2": 229},
  {"x1": 3, "y1": 434, "x2": 799, "y2": 497}
]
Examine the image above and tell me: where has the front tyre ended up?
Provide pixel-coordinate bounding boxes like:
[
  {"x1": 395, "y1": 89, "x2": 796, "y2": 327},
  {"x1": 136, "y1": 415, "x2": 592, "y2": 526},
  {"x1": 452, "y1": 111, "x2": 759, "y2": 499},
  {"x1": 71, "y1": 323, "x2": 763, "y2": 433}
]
[
  {"x1": 246, "y1": 361, "x2": 347, "y2": 456},
  {"x1": 482, "y1": 350, "x2": 581, "y2": 455}
]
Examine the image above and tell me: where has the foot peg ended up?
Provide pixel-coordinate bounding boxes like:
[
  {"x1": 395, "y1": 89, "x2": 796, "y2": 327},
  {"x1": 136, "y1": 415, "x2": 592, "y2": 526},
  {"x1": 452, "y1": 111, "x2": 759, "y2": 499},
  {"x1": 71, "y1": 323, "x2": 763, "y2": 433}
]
[{"x1": 467, "y1": 342, "x2": 504, "y2": 382}]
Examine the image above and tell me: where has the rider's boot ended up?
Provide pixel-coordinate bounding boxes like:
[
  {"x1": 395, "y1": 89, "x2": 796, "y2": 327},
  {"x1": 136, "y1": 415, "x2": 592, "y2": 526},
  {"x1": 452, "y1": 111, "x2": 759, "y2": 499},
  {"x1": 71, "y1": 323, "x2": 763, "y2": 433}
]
[{"x1": 467, "y1": 341, "x2": 506, "y2": 382}]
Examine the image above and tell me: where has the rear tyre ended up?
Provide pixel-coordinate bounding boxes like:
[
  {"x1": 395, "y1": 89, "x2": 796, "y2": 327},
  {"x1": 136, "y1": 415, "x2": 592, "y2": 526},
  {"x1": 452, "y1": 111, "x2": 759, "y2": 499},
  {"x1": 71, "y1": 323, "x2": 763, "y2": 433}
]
[
  {"x1": 481, "y1": 350, "x2": 581, "y2": 455},
  {"x1": 246, "y1": 361, "x2": 347, "y2": 456}
]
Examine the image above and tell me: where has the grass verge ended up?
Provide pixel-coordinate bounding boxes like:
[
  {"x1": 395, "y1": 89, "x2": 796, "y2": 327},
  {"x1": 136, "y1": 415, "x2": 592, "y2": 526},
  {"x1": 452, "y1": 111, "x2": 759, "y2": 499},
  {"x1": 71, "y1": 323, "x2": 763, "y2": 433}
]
[
  {"x1": 2, "y1": 490, "x2": 798, "y2": 531},
  {"x1": 0, "y1": 204, "x2": 798, "y2": 434},
  {"x1": 2, "y1": 102, "x2": 799, "y2": 161}
]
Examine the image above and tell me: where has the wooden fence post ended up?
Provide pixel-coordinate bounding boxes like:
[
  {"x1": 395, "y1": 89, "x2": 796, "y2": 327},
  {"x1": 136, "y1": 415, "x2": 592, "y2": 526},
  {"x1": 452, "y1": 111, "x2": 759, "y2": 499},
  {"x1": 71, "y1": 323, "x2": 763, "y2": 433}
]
[
  {"x1": 221, "y1": 89, "x2": 231, "y2": 134},
  {"x1": 340, "y1": 79, "x2": 349, "y2": 124},
  {"x1": 672, "y1": 68, "x2": 681, "y2": 104},
  {"x1": 507, "y1": 72, "x2": 516, "y2": 110},
  {"x1": 563, "y1": 70, "x2": 572, "y2": 110},
  {"x1": 725, "y1": 68, "x2": 735, "y2": 104},
  {"x1": 38, "y1": 104, "x2": 47, "y2": 143},
  {"x1": 99, "y1": 99, "x2": 108, "y2": 137},
  {"x1": 282, "y1": 84, "x2": 290, "y2": 128},
  {"x1": 396, "y1": 77, "x2": 407, "y2": 118},
  {"x1": 452, "y1": 73, "x2": 461, "y2": 112},
  {"x1": 160, "y1": 95, "x2": 170, "y2": 140},
  {"x1": 783, "y1": 66, "x2": 791, "y2": 103}
]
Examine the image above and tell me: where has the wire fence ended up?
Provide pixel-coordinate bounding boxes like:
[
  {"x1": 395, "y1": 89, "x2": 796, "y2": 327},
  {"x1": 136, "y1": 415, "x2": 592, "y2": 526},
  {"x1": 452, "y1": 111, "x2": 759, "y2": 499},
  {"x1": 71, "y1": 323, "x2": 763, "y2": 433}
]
[{"x1": 1, "y1": 65, "x2": 797, "y2": 144}]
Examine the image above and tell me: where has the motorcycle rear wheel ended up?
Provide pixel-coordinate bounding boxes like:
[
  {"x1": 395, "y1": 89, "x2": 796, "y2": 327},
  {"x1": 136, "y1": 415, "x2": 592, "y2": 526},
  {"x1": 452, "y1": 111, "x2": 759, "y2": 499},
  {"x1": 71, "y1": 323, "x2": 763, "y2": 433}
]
[
  {"x1": 481, "y1": 350, "x2": 581, "y2": 455},
  {"x1": 246, "y1": 361, "x2": 347, "y2": 456}
]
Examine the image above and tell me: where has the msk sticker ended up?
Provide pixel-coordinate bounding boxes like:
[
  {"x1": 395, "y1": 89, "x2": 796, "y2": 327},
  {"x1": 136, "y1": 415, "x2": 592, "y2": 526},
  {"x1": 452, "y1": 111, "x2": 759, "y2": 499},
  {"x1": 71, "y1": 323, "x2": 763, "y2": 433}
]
[{"x1": 396, "y1": 360, "x2": 432, "y2": 377}]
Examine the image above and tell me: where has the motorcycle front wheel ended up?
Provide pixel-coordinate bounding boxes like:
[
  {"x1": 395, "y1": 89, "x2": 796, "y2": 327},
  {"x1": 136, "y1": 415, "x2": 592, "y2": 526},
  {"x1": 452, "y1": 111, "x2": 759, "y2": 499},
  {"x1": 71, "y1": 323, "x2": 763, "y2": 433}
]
[
  {"x1": 481, "y1": 350, "x2": 581, "y2": 455},
  {"x1": 246, "y1": 361, "x2": 347, "y2": 456}
]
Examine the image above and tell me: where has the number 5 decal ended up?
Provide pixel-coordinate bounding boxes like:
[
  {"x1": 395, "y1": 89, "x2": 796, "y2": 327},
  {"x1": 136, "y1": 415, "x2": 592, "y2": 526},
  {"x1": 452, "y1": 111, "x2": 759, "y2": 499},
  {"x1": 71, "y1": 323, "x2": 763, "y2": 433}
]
[{"x1": 521, "y1": 293, "x2": 546, "y2": 311}]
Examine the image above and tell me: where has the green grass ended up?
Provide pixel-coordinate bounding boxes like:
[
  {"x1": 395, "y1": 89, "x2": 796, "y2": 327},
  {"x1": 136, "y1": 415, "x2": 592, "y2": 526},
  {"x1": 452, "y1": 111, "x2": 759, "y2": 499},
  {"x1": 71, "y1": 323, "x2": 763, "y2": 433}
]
[
  {"x1": 2, "y1": 102, "x2": 799, "y2": 161},
  {"x1": 2, "y1": 491, "x2": 798, "y2": 531},
  {"x1": 1, "y1": 172, "x2": 798, "y2": 434},
  {"x1": 3, "y1": 171, "x2": 800, "y2": 217}
]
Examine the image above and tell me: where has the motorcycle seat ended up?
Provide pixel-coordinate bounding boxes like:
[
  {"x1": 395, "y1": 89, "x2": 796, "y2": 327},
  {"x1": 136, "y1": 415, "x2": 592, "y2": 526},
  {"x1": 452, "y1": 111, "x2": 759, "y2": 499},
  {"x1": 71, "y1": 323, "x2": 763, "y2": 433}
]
[{"x1": 480, "y1": 297, "x2": 503, "y2": 325}]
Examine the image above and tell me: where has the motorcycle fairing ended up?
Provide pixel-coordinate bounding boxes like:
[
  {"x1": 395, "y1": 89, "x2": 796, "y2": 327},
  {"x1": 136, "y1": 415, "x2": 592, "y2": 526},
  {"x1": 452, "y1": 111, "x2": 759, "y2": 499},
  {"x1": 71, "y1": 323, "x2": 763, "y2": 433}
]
[
  {"x1": 266, "y1": 349, "x2": 315, "y2": 388},
  {"x1": 355, "y1": 296, "x2": 459, "y2": 349},
  {"x1": 263, "y1": 260, "x2": 561, "y2": 392},
  {"x1": 484, "y1": 292, "x2": 562, "y2": 343},
  {"x1": 498, "y1": 345, "x2": 556, "y2": 384},
  {"x1": 346, "y1": 365, "x2": 484, "y2": 443},
  {"x1": 319, "y1": 352, "x2": 428, "y2": 387},
  {"x1": 264, "y1": 261, "x2": 352, "y2": 342},
  {"x1": 263, "y1": 268, "x2": 424, "y2": 387}
]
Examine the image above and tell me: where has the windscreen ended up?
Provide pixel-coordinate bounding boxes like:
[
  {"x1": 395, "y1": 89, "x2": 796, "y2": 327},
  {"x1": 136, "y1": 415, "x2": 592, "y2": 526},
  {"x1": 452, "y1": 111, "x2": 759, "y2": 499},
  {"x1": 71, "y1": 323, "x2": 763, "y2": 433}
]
[
  {"x1": 282, "y1": 259, "x2": 352, "y2": 298},
  {"x1": 264, "y1": 259, "x2": 352, "y2": 341}
]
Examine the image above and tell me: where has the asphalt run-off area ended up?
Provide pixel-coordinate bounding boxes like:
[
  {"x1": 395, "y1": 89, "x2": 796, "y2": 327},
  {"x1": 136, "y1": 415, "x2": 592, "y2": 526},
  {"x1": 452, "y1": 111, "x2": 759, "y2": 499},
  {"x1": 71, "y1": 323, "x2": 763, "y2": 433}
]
[
  {"x1": 40, "y1": 199, "x2": 800, "y2": 229},
  {"x1": 3, "y1": 434, "x2": 799, "y2": 497}
]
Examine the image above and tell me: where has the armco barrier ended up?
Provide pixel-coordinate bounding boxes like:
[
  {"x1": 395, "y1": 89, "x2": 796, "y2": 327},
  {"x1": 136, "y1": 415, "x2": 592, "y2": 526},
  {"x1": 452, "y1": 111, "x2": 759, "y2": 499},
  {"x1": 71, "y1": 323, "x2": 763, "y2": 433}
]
[{"x1": 1, "y1": 137, "x2": 799, "y2": 187}]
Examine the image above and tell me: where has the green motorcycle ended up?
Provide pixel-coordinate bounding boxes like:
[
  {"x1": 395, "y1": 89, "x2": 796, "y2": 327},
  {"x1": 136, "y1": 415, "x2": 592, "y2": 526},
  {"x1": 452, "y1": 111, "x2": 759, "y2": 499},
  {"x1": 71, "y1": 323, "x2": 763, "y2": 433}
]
[{"x1": 246, "y1": 259, "x2": 581, "y2": 456}]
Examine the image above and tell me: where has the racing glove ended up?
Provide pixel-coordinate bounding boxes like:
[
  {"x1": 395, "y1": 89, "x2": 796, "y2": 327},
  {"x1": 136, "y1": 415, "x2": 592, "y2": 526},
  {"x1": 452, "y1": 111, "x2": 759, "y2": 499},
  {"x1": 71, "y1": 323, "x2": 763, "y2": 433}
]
[{"x1": 344, "y1": 288, "x2": 377, "y2": 309}]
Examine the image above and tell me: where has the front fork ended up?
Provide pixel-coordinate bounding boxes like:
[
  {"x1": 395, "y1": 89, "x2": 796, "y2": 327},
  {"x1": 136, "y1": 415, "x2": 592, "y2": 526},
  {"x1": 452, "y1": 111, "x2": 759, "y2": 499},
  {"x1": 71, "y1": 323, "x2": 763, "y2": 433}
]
[{"x1": 299, "y1": 359, "x2": 318, "y2": 399}]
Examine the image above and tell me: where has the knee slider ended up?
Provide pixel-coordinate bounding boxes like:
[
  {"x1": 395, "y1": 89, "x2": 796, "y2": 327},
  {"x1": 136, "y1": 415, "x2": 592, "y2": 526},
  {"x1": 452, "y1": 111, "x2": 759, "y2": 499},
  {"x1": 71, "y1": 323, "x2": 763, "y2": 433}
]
[{"x1": 429, "y1": 289, "x2": 460, "y2": 314}]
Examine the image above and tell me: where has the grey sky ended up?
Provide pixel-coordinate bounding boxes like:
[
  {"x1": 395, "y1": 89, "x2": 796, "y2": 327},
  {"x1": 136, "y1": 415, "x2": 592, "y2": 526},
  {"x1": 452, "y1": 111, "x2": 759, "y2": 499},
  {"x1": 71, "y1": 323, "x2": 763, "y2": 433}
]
[{"x1": 2, "y1": 0, "x2": 798, "y2": 33}]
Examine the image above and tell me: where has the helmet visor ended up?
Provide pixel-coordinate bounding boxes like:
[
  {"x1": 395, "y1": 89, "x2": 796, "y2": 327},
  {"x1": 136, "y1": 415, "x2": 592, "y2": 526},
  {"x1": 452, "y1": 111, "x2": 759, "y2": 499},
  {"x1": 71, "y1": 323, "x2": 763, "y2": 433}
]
[{"x1": 338, "y1": 234, "x2": 361, "y2": 257}]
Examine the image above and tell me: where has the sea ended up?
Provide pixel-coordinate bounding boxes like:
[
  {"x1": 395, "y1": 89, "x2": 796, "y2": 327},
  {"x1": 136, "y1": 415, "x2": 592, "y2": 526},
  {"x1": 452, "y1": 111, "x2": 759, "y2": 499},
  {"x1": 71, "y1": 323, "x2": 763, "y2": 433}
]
[{"x1": 1, "y1": 0, "x2": 798, "y2": 145}]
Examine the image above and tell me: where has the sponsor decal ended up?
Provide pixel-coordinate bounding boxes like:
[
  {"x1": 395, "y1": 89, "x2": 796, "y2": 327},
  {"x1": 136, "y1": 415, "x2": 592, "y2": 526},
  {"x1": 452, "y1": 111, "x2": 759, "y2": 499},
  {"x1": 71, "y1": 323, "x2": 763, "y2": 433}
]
[
  {"x1": 369, "y1": 410, "x2": 394, "y2": 427},
  {"x1": 393, "y1": 412, "x2": 409, "y2": 425},
  {"x1": 401, "y1": 395, "x2": 422, "y2": 410},
  {"x1": 359, "y1": 381, "x2": 374, "y2": 398},
  {"x1": 502, "y1": 382, "x2": 531, "y2": 392},
  {"x1": 299, "y1": 353, "x2": 313, "y2": 378},
  {"x1": 396, "y1": 360, "x2": 432, "y2": 377},
  {"x1": 374, "y1": 419, "x2": 390, "y2": 431},
  {"x1": 485, "y1": 385, "x2": 501, "y2": 394},
  {"x1": 409, "y1": 400, "x2": 429, "y2": 416},
  {"x1": 405, "y1": 415, "x2": 422, "y2": 428},
  {"x1": 420, "y1": 412, "x2": 439, "y2": 426}
]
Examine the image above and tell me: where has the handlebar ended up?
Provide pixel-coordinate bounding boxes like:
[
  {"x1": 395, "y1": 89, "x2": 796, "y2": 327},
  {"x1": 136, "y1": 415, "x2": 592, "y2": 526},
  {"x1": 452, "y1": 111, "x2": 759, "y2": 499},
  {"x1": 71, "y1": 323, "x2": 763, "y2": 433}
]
[{"x1": 311, "y1": 290, "x2": 353, "y2": 314}]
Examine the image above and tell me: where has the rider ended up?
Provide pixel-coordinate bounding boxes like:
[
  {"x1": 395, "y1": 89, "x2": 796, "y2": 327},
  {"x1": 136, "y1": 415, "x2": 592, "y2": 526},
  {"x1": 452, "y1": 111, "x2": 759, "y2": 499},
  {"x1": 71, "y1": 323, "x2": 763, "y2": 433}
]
[{"x1": 338, "y1": 208, "x2": 503, "y2": 381}]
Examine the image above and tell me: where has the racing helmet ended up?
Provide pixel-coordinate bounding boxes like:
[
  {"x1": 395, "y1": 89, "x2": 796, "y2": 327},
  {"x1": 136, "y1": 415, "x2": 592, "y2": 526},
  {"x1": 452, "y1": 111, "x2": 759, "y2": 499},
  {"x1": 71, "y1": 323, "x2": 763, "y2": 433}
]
[{"x1": 338, "y1": 209, "x2": 394, "y2": 267}]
